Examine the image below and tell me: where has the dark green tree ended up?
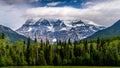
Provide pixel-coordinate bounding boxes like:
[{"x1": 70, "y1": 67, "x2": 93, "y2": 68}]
[
  {"x1": 34, "y1": 37, "x2": 37, "y2": 43},
  {"x1": 26, "y1": 37, "x2": 31, "y2": 65}
]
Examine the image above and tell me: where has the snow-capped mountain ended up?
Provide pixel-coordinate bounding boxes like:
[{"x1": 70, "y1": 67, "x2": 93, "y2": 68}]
[{"x1": 16, "y1": 18, "x2": 105, "y2": 43}]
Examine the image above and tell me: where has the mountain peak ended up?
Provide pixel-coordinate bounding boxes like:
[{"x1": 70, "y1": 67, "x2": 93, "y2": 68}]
[
  {"x1": 35, "y1": 18, "x2": 51, "y2": 26},
  {"x1": 72, "y1": 20, "x2": 85, "y2": 27},
  {"x1": 24, "y1": 18, "x2": 64, "y2": 26},
  {"x1": 24, "y1": 19, "x2": 36, "y2": 25},
  {"x1": 16, "y1": 18, "x2": 104, "y2": 43}
]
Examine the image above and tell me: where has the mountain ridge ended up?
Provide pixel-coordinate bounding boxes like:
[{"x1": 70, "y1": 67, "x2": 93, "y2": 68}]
[
  {"x1": 86, "y1": 19, "x2": 120, "y2": 40},
  {"x1": 0, "y1": 25, "x2": 30, "y2": 43},
  {"x1": 16, "y1": 18, "x2": 105, "y2": 43}
]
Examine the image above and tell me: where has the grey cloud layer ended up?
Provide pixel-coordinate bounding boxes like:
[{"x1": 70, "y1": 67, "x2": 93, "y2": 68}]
[
  {"x1": 25, "y1": 0, "x2": 120, "y2": 26},
  {"x1": 0, "y1": 0, "x2": 120, "y2": 30},
  {"x1": 0, "y1": 1, "x2": 29, "y2": 30},
  {"x1": 1, "y1": 0, "x2": 38, "y2": 4}
]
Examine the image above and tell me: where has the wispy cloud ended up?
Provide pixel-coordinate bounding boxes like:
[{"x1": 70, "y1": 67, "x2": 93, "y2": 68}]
[{"x1": 47, "y1": 2, "x2": 61, "y2": 7}]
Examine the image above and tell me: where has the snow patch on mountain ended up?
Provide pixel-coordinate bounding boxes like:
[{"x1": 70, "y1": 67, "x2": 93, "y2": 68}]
[
  {"x1": 28, "y1": 27, "x2": 32, "y2": 31},
  {"x1": 47, "y1": 26, "x2": 54, "y2": 32},
  {"x1": 60, "y1": 28, "x2": 67, "y2": 31},
  {"x1": 16, "y1": 18, "x2": 105, "y2": 43}
]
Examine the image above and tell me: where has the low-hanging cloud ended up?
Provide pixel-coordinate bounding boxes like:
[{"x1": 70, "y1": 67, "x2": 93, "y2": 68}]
[
  {"x1": 0, "y1": 2, "x2": 29, "y2": 30},
  {"x1": 25, "y1": 0, "x2": 120, "y2": 27},
  {"x1": 0, "y1": 0, "x2": 120, "y2": 30}
]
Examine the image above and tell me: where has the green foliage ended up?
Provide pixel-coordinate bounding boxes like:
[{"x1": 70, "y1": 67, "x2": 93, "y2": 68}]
[
  {"x1": 1, "y1": 33, "x2": 120, "y2": 66},
  {"x1": 0, "y1": 33, "x2": 5, "y2": 39},
  {"x1": 53, "y1": 53, "x2": 62, "y2": 65}
]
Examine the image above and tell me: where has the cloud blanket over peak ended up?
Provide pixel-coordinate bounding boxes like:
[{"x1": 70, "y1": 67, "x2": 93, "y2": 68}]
[
  {"x1": 0, "y1": 0, "x2": 120, "y2": 30},
  {"x1": 24, "y1": 0, "x2": 120, "y2": 26}
]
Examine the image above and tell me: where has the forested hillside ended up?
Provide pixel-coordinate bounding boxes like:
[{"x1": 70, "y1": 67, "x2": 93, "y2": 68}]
[
  {"x1": 87, "y1": 20, "x2": 120, "y2": 40},
  {"x1": 0, "y1": 25, "x2": 29, "y2": 43},
  {"x1": 0, "y1": 33, "x2": 120, "y2": 66}
]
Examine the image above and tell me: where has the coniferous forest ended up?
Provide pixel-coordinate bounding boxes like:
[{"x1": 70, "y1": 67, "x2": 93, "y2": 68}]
[{"x1": 1, "y1": 33, "x2": 120, "y2": 66}]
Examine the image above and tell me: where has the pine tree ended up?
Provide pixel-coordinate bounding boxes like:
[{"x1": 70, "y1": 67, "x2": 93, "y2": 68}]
[
  {"x1": 83, "y1": 40, "x2": 88, "y2": 53},
  {"x1": 90, "y1": 43, "x2": 94, "y2": 65},
  {"x1": 1, "y1": 33, "x2": 5, "y2": 39},
  {"x1": 68, "y1": 38, "x2": 71, "y2": 45},
  {"x1": 53, "y1": 53, "x2": 62, "y2": 65},
  {"x1": 34, "y1": 37, "x2": 37, "y2": 43},
  {"x1": 26, "y1": 37, "x2": 31, "y2": 65},
  {"x1": 96, "y1": 37, "x2": 100, "y2": 50}
]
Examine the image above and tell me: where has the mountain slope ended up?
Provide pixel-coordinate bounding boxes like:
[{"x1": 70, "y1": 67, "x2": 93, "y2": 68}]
[
  {"x1": 16, "y1": 18, "x2": 105, "y2": 43},
  {"x1": 0, "y1": 25, "x2": 29, "y2": 43},
  {"x1": 87, "y1": 20, "x2": 120, "y2": 40}
]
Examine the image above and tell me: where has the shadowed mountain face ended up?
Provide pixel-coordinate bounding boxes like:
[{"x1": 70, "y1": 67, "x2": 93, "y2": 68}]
[
  {"x1": 16, "y1": 18, "x2": 104, "y2": 43},
  {"x1": 87, "y1": 20, "x2": 120, "y2": 40},
  {"x1": 0, "y1": 25, "x2": 29, "y2": 43}
]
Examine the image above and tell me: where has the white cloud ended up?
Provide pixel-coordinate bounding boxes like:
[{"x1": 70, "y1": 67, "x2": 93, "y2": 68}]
[
  {"x1": 0, "y1": 0, "x2": 120, "y2": 30},
  {"x1": 47, "y1": 2, "x2": 61, "y2": 7},
  {"x1": 24, "y1": 0, "x2": 120, "y2": 27},
  {"x1": 0, "y1": 3, "x2": 28, "y2": 30}
]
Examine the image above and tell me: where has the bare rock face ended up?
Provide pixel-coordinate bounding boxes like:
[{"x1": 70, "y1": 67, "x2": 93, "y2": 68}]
[{"x1": 16, "y1": 18, "x2": 105, "y2": 43}]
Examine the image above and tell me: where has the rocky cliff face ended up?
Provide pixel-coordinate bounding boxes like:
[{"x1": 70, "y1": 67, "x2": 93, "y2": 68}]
[{"x1": 16, "y1": 18, "x2": 105, "y2": 43}]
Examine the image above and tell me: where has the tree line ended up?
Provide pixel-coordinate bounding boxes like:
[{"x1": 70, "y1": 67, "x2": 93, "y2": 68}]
[{"x1": 1, "y1": 33, "x2": 120, "y2": 66}]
